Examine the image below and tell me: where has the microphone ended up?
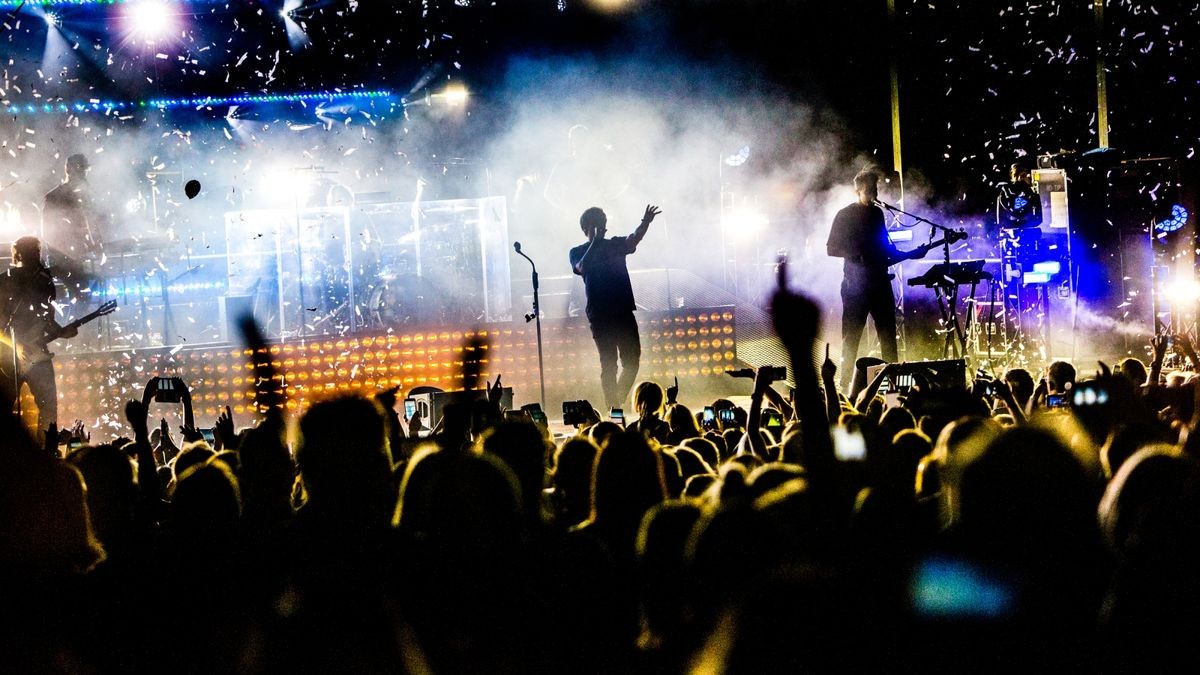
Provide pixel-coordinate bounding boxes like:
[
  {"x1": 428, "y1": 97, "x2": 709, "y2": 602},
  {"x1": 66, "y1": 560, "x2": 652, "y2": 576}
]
[
  {"x1": 513, "y1": 241, "x2": 522, "y2": 252},
  {"x1": 873, "y1": 199, "x2": 895, "y2": 211}
]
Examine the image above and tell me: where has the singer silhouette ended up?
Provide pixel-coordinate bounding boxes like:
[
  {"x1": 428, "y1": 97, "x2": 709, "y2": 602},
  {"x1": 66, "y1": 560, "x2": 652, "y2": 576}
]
[{"x1": 569, "y1": 204, "x2": 661, "y2": 408}]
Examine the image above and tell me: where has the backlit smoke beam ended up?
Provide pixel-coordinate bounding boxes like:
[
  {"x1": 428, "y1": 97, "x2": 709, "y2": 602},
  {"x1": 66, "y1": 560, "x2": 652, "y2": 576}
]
[{"x1": 1073, "y1": 301, "x2": 1151, "y2": 338}]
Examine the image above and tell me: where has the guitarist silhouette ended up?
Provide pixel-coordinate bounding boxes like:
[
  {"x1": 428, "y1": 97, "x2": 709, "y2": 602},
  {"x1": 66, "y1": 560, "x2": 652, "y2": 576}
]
[
  {"x1": 826, "y1": 169, "x2": 962, "y2": 389},
  {"x1": 1, "y1": 237, "x2": 107, "y2": 434}
]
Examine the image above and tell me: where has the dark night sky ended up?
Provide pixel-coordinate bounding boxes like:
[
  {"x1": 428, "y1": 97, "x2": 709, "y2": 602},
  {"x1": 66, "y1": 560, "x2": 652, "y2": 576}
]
[{"x1": 2, "y1": 0, "x2": 1197, "y2": 211}]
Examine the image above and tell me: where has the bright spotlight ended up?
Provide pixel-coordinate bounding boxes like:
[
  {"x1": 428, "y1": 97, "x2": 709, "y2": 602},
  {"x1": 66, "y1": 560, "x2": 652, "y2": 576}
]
[
  {"x1": 724, "y1": 145, "x2": 750, "y2": 167},
  {"x1": 1, "y1": 204, "x2": 25, "y2": 238},
  {"x1": 436, "y1": 83, "x2": 469, "y2": 107},
  {"x1": 725, "y1": 210, "x2": 768, "y2": 241},
  {"x1": 1164, "y1": 278, "x2": 1200, "y2": 305},
  {"x1": 44, "y1": 13, "x2": 60, "y2": 28},
  {"x1": 128, "y1": 0, "x2": 173, "y2": 41},
  {"x1": 587, "y1": 0, "x2": 635, "y2": 11},
  {"x1": 261, "y1": 168, "x2": 313, "y2": 204}
]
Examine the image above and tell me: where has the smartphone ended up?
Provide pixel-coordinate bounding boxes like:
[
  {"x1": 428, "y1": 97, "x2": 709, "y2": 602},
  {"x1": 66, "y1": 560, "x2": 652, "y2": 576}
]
[
  {"x1": 504, "y1": 410, "x2": 527, "y2": 423},
  {"x1": 200, "y1": 427, "x2": 216, "y2": 445},
  {"x1": 911, "y1": 556, "x2": 1015, "y2": 619},
  {"x1": 1046, "y1": 393, "x2": 1069, "y2": 408},
  {"x1": 403, "y1": 397, "x2": 417, "y2": 420},
  {"x1": 563, "y1": 400, "x2": 585, "y2": 426},
  {"x1": 718, "y1": 407, "x2": 736, "y2": 424},
  {"x1": 154, "y1": 376, "x2": 183, "y2": 403},
  {"x1": 1072, "y1": 385, "x2": 1110, "y2": 407},
  {"x1": 832, "y1": 425, "x2": 867, "y2": 462},
  {"x1": 702, "y1": 406, "x2": 716, "y2": 430},
  {"x1": 68, "y1": 439, "x2": 83, "y2": 450},
  {"x1": 610, "y1": 407, "x2": 625, "y2": 426},
  {"x1": 521, "y1": 403, "x2": 548, "y2": 427},
  {"x1": 763, "y1": 409, "x2": 783, "y2": 428}
]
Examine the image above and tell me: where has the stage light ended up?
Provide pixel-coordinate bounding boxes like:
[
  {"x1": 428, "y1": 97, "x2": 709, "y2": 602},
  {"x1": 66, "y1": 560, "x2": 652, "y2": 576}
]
[
  {"x1": 586, "y1": 0, "x2": 635, "y2": 11},
  {"x1": 1031, "y1": 261, "x2": 1061, "y2": 275},
  {"x1": 44, "y1": 12, "x2": 60, "y2": 27},
  {"x1": 128, "y1": 0, "x2": 174, "y2": 41},
  {"x1": 1022, "y1": 271, "x2": 1051, "y2": 284},
  {"x1": 724, "y1": 209, "x2": 768, "y2": 240},
  {"x1": 1156, "y1": 204, "x2": 1189, "y2": 234},
  {"x1": 887, "y1": 229, "x2": 914, "y2": 243},
  {"x1": 261, "y1": 167, "x2": 314, "y2": 203},
  {"x1": 1164, "y1": 278, "x2": 1200, "y2": 305},
  {"x1": 437, "y1": 83, "x2": 469, "y2": 107},
  {"x1": 0, "y1": 204, "x2": 24, "y2": 238},
  {"x1": 724, "y1": 145, "x2": 750, "y2": 167}
]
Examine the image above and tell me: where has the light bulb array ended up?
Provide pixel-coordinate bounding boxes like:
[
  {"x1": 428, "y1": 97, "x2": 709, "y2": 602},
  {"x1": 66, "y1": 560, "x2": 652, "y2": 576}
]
[{"x1": 54, "y1": 309, "x2": 740, "y2": 423}]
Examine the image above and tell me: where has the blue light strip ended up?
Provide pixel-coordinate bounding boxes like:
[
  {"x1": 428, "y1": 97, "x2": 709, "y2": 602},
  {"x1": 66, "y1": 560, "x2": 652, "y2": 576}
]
[
  {"x1": 95, "y1": 279, "x2": 227, "y2": 298},
  {"x1": 4, "y1": 89, "x2": 395, "y2": 115},
  {"x1": 1, "y1": 0, "x2": 231, "y2": 7}
]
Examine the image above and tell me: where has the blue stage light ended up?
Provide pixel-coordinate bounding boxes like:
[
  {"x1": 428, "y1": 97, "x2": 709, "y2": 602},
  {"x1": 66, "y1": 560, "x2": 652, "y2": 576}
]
[
  {"x1": 1031, "y1": 261, "x2": 1061, "y2": 275},
  {"x1": 1156, "y1": 204, "x2": 1189, "y2": 234},
  {"x1": 4, "y1": 89, "x2": 395, "y2": 116}
]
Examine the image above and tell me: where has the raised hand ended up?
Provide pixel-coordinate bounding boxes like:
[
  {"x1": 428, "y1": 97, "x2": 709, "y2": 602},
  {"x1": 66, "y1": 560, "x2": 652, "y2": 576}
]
[
  {"x1": 1151, "y1": 333, "x2": 1169, "y2": 365},
  {"x1": 375, "y1": 384, "x2": 400, "y2": 412},
  {"x1": 821, "y1": 343, "x2": 837, "y2": 382},
  {"x1": 641, "y1": 204, "x2": 662, "y2": 225},
  {"x1": 157, "y1": 418, "x2": 179, "y2": 461},
  {"x1": 770, "y1": 257, "x2": 821, "y2": 359},
  {"x1": 71, "y1": 419, "x2": 90, "y2": 444},
  {"x1": 666, "y1": 376, "x2": 679, "y2": 405},
  {"x1": 125, "y1": 400, "x2": 149, "y2": 439},
  {"x1": 179, "y1": 425, "x2": 204, "y2": 444},
  {"x1": 44, "y1": 423, "x2": 59, "y2": 458},
  {"x1": 214, "y1": 405, "x2": 236, "y2": 450},
  {"x1": 238, "y1": 315, "x2": 285, "y2": 417},
  {"x1": 487, "y1": 374, "x2": 505, "y2": 408}
]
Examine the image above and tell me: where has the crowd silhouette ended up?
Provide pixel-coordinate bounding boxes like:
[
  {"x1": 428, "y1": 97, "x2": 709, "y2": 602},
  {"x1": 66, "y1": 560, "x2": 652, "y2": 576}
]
[{"x1": 4, "y1": 262, "x2": 1200, "y2": 673}]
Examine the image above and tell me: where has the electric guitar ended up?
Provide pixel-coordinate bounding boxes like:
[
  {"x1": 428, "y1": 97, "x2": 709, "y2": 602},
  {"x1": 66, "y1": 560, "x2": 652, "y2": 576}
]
[
  {"x1": 0, "y1": 300, "x2": 116, "y2": 371},
  {"x1": 885, "y1": 229, "x2": 969, "y2": 279}
]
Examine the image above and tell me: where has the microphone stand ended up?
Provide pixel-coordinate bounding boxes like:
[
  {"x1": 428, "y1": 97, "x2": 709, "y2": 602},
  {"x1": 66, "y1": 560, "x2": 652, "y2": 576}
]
[
  {"x1": 513, "y1": 242, "x2": 546, "y2": 411},
  {"x1": 877, "y1": 199, "x2": 960, "y2": 266}
]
